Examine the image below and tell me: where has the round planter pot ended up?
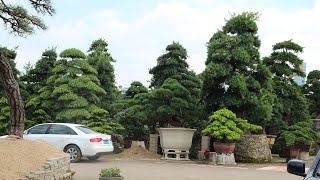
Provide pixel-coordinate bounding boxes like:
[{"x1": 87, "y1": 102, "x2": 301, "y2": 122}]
[
  {"x1": 213, "y1": 142, "x2": 235, "y2": 154},
  {"x1": 281, "y1": 148, "x2": 300, "y2": 158},
  {"x1": 99, "y1": 176, "x2": 124, "y2": 180},
  {"x1": 296, "y1": 144, "x2": 311, "y2": 152}
]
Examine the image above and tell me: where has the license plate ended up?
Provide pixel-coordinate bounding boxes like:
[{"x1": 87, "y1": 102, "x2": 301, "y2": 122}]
[{"x1": 103, "y1": 140, "x2": 109, "y2": 144}]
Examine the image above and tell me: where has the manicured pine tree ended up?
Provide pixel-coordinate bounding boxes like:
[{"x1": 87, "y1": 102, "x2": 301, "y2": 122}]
[
  {"x1": 201, "y1": 12, "x2": 274, "y2": 128},
  {"x1": 87, "y1": 39, "x2": 118, "y2": 111}
]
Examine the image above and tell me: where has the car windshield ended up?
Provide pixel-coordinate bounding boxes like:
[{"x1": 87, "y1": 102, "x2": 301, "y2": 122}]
[{"x1": 76, "y1": 126, "x2": 99, "y2": 134}]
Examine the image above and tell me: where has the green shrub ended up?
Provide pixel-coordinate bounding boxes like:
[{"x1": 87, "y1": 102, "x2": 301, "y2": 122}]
[
  {"x1": 272, "y1": 121, "x2": 319, "y2": 153},
  {"x1": 100, "y1": 167, "x2": 121, "y2": 177},
  {"x1": 201, "y1": 108, "x2": 262, "y2": 142}
]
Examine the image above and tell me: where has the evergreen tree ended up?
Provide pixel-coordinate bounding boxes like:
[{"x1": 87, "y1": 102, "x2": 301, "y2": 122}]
[
  {"x1": 85, "y1": 109, "x2": 124, "y2": 135},
  {"x1": 201, "y1": 12, "x2": 274, "y2": 128},
  {"x1": 20, "y1": 48, "x2": 57, "y2": 96},
  {"x1": 263, "y1": 40, "x2": 310, "y2": 132},
  {"x1": 39, "y1": 48, "x2": 106, "y2": 123},
  {"x1": 304, "y1": 70, "x2": 320, "y2": 118},
  {"x1": 148, "y1": 78, "x2": 193, "y2": 127},
  {"x1": 149, "y1": 42, "x2": 201, "y2": 99},
  {"x1": 87, "y1": 39, "x2": 117, "y2": 111},
  {"x1": 126, "y1": 81, "x2": 148, "y2": 98}
]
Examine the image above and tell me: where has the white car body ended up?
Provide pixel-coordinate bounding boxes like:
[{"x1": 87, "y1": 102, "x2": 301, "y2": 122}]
[{"x1": 23, "y1": 123, "x2": 114, "y2": 162}]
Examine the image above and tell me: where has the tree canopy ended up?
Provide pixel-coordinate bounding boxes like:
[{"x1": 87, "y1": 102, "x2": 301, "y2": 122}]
[
  {"x1": 201, "y1": 12, "x2": 274, "y2": 127},
  {"x1": 263, "y1": 40, "x2": 309, "y2": 133},
  {"x1": 87, "y1": 39, "x2": 118, "y2": 112}
]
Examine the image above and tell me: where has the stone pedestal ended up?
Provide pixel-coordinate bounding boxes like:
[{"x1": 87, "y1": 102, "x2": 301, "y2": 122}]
[
  {"x1": 216, "y1": 153, "x2": 237, "y2": 165},
  {"x1": 201, "y1": 136, "x2": 210, "y2": 151},
  {"x1": 299, "y1": 151, "x2": 310, "y2": 161},
  {"x1": 209, "y1": 152, "x2": 217, "y2": 165},
  {"x1": 149, "y1": 134, "x2": 158, "y2": 154}
]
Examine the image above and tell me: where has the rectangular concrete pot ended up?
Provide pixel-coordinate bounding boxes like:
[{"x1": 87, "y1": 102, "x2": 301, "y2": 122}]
[
  {"x1": 157, "y1": 128, "x2": 196, "y2": 150},
  {"x1": 157, "y1": 128, "x2": 196, "y2": 160}
]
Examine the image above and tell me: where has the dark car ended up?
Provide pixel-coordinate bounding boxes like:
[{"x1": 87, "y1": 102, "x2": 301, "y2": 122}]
[{"x1": 288, "y1": 150, "x2": 320, "y2": 179}]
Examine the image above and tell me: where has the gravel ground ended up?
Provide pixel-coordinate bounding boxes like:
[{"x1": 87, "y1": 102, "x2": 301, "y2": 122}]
[
  {"x1": 114, "y1": 146, "x2": 162, "y2": 160},
  {"x1": 0, "y1": 138, "x2": 66, "y2": 180}
]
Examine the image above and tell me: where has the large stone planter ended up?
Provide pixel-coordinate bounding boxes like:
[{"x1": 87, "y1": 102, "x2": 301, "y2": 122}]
[
  {"x1": 234, "y1": 134, "x2": 272, "y2": 163},
  {"x1": 157, "y1": 128, "x2": 196, "y2": 160}
]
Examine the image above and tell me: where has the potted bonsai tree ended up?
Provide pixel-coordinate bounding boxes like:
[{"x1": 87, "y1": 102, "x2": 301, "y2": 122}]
[
  {"x1": 273, "y1": 121, "x2": 319, "y2": 160},
  {"x1": 201, "y1": 108, "x2": 262, "y2": 154},
  {"x1": 99, "y1": 167, "x2": 124, "y2": 180}
]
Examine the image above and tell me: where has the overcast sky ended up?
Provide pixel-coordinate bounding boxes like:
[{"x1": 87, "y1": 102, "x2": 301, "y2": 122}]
[{"x1": 0, "y1": 0, "x2": 319, "y2": 87}]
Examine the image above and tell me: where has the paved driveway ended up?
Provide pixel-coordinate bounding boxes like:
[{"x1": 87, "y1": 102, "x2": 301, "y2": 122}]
[{"x1": 71, "y1": 156, "x2": 303, "y2": 180}]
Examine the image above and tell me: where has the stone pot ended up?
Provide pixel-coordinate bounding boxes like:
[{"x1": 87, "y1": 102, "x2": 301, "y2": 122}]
[
  {"x1": 280, "y1": 148, "x2": 300, "y2": 158},
  {"x1": 213, "y1": 142, "x2": 236, "y2": 154},
  {"x1": 234, "y1": 134, "x2": 272, "y2": 163},
  {"x1": 99, "y1": 176, "x2": 124, "y2": 180},
  {"x1": 157, "y1": 128, "x2": 196, "y2": 160}
]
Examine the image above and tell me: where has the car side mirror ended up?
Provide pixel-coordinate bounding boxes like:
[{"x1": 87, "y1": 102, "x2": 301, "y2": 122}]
[
  {"x1": 23, "y1": 130, "x2": 28, "y2": 135},
  {"x1": 287, "y1": 159, "x2": 306, "y2": 177}
]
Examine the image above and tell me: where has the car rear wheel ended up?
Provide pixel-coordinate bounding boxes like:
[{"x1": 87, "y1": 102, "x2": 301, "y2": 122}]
[
  {"x1": 64, "y1": 145, "x2": 82, "y2": 163},
  {"x1": 87, "y1": 155, "x2": 101, "y2": 160}
]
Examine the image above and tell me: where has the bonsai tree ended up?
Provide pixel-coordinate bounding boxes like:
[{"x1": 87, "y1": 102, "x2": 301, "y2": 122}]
[
  {"x1": 273, "y1": 121, "x2": 319, "y2": 153},
  {"x1": 99, "y1": 167, "x2": 123, "y2": 180},
  {"x1": 201, "y1": 109, "x2": 262, "y2": 142}
]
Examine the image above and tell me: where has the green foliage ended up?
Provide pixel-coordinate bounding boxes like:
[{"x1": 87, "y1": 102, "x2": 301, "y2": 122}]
[
  {"x1": 201, "y1": 109, "x2": 262, "y2": 142},
  {"x1": 201, "y1": 12, "x2": 274, "y2": 127},
  {"x1": 85, "y1": 109, "x2": 124, "y2": 135},
  {"x1": 87, "y1": 39, "x2": 118, "y2": 111},
  {"x1": 304, "y1": 70, "x2": 320, "y2": 118},
  {"x1": 0, "y1": 0, "x2": 55, "y2": 36},
  {"x1": 25, "y1": 109, "x2": 52, "y2": 129},
  {"x1": 263, "y1": 40, "x2": 309, "y2": 133},
  {"x1": 60, "y1": 48, "x2": 86, "y2": 59},
  {"x1": 37, "y1": 48, "x2": 105, "y2": 123},
  {"x1": 149, "y1": 41, "x2": 201, "y2": 100},
  {"x1": 119, "y1": 93, "x2": 149, "y2": 139},
  {"x1": 126, "y1": 81, "x2": 148, "y2": 98},
  {"x1": 0, "y1": 97, "x2": 9, "y2": 135},
  {"x1": 273, "y1": 121, "x2": 319, "y2": 152},
  {"x1": 147, "y1": 78, "x2": 194, "y2": 127},
  {"x1": 20, "y1": 48, "x2": 57, "y2": 123},
  {"x1": 100, "y1": 167, "x2": 121, "y2": 177}
]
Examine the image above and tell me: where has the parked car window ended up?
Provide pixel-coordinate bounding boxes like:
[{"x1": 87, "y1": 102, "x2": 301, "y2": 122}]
[
  {"x1": 28, "y1": 124, "x2": 50, "y2": 134},
  {"x1": 76, "y1": 126, "x2": 98, "y2": 134},
  {"x1": 47, "y1": 124, "x2": 77, "y2": 135}
]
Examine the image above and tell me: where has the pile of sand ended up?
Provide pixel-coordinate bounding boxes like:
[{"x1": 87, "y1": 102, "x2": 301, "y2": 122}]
[
  {"x1": 115, "y1": 143, "x2": 161, "y2": 160},
  {"x1": 0, "y1": 137, "x2": 66, "y2": 180}
]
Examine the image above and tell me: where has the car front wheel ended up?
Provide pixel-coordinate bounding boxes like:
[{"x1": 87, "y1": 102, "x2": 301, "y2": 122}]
[
  {"x1": 64, "y1": 145, "x2": 82, "y2": 163},
  {"x1": 87, "y1": 155, "x2": 101, "y2": 161}
]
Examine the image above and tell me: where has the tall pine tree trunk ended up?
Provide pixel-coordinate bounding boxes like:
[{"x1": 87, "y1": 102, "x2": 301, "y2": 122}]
[{"x1": 0, "y1": 49, "x2": 25, "y2": 137}]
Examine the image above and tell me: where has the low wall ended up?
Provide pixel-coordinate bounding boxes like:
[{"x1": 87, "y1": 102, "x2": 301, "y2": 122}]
[
  {"x1": 234, "y1": 134, "x2": 272, "y2": 163},
  {"x1": 21, "y1": 154, "x2": 73, "y2": 180}
]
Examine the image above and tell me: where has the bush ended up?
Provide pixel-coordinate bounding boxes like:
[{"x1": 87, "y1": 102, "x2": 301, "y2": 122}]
[
  {"x1": 100, "y1": 167, "x2": 121, "y2": 177},
  {"x1": 272, "y1": 121, "x2": 319, "y2": 153},
  {"x1": 201, "y1": 108, "x2": 262, "y2": 142}
]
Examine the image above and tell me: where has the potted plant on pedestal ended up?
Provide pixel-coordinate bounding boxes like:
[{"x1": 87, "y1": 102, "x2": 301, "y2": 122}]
[
  {"x1": 273, "y1": 121, "x2": 319, "y2": 161},
  {"x1": 201, "y1": 109, "x2": 262, "y2": 154},
  {"x1": 99, "y1": 167, "x2": 124, "y2": 180}
]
